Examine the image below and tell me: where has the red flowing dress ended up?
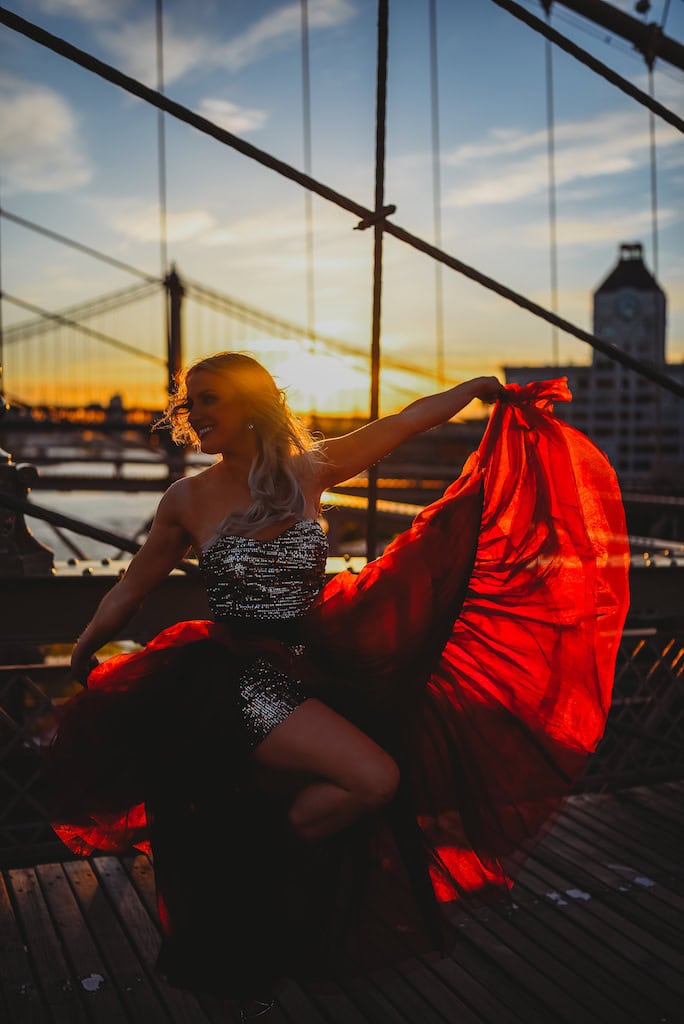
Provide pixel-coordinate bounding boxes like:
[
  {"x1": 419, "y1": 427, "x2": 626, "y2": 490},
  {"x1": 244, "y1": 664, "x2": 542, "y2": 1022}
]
[{"x1": 43, "y1": 379, "x2": 629, "y2": 998}]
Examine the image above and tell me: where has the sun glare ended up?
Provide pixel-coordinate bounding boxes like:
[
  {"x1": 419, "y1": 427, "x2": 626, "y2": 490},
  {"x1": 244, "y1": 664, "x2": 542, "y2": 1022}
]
[{"x1": 268, "y1": 350, "x2": 370, "y2": 413}]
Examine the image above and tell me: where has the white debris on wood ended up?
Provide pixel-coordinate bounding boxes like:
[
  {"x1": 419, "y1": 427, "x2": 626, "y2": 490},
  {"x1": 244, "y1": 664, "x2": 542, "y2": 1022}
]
[
  {"x1": 565, "y1": 888, "x2": 591, "y2": 900},
  {"x1": 80, "y1": 974, "x2": 105, "y2": 992},
  {"x1": 545, "y1": 891, "x2": 569, "y2": 906}
]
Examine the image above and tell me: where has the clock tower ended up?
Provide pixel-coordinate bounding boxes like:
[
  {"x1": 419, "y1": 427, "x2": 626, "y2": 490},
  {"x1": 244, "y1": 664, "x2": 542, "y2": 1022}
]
[
  {"x1": 593, "y1": 242, "x2": 666, "y2": 366},
  {"x1": 503, "y1": 240, "x2": 683, "y2": 489}
]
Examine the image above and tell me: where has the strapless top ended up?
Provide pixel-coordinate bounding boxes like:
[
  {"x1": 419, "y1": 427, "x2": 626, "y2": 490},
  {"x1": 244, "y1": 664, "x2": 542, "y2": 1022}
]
[{"x1": 199, "y1": 518, "x2": 328, "y2": 622}]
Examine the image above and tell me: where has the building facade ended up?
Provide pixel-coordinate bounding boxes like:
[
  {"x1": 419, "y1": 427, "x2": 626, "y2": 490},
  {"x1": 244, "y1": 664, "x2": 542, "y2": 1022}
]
[{"x1": 503, "y1": 243, "x2": 684, "y2": 491}]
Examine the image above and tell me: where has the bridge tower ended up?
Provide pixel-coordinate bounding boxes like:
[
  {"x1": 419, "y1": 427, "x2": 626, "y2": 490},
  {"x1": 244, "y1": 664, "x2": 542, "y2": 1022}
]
[{"x1": 165, "y1": 264, "x2": 184, "y2": 397}]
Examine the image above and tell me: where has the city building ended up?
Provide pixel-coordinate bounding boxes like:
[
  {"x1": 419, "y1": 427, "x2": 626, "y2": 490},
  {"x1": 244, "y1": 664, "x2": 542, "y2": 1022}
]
[{"x1": 503, "y1": 243, "x2": 684, "y2": 491}]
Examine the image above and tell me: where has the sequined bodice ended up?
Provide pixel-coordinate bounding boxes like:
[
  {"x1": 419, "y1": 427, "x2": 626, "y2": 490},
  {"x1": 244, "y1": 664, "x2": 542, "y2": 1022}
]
[{"x1": 199, "y1": 519, "x2": 328, "y2": 622}]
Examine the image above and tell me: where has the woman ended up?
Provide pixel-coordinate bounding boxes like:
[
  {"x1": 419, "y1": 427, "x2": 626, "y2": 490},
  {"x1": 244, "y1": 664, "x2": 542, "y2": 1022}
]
[{"x1": 47, "y1": 352, "x2": 629, "y2": 1020}]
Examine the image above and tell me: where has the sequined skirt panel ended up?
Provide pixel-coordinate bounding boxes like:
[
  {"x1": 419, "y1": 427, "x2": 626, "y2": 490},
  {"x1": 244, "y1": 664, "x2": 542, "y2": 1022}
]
[{"x1": 237, "y1": 648, "x2": 307, "y2": 749}]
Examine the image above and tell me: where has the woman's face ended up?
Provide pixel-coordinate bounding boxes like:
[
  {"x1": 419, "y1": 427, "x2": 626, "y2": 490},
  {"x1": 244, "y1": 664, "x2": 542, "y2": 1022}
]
[{"x1": 185, "y1": 368, "x2": 254, "y2": 454}]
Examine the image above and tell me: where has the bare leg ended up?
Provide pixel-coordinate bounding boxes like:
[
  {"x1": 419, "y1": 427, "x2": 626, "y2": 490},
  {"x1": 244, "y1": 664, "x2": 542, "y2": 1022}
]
[{"x1": 253, "y1": 698, "x2": 399, "y2": 841}]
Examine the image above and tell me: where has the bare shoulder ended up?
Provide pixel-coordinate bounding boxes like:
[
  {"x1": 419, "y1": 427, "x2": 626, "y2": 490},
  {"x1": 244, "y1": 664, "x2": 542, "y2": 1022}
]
[{"x1": 156, "y1": 475, "x2": 197, "y2": 525}]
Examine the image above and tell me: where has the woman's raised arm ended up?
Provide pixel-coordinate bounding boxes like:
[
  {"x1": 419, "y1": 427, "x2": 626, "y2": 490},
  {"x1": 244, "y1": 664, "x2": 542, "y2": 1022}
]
[
  {"x1": 70, "y1": 483, "x2": 193, "y2": 683},
  {"x1": 316, "y1": 376, "x2": 504, "y2": 489}
]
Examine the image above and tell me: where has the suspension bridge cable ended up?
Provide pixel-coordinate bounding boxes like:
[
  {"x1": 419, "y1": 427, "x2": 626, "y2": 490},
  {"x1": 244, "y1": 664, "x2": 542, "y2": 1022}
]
[
  {"x1": 487, "y1": 0, "x2": 683, "y2": 131},
  {"x1": 300, "y1": 0, "x2": 316, "y2": 354},
  {"x1": 648, "y1": 68, "x2": 660, "y2": 281},
  {"x1": 428, "y1": 0, "x2": 445, "y2": 386},
  {"x1": 0, "y1": 208, "x2": 160, "y2": 283},
  {"x1": 5, "y1": 281, "x2": 161, "y2": 340},
  {"x1": 1, "y1": 6, "x2": 682, "y2": 398},
  {"x1": 642, "y1": 0, "x2": 672, "y2": 284},
  {"x1": 155, "y1": 0, "x2": 169, "y2": 278},
  {"x1": 544, "y1": 4, "x2": 559, "y2": 366},
  {"x1": 366, "y1": 0, "x2": 390, "y2": 562},
  {"x1": 3, "y1": 293, "x2": 167, "y2": 365},
  {"x1": 0, "y1": 185, "x2": 4, "y2": 401}
]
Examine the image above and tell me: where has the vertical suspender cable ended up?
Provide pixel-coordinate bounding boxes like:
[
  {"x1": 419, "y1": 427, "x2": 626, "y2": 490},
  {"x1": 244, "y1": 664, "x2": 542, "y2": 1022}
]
[
  {"x1": 300, "y1": 0, "x2": 316, "y2": 352},
  {"x1": 156, "y1": 0, "x2": 172, "y2": 400},
  {"x1": 300, "y1": 0, "x2": 317, "y2": 416},
  {"x1": 646, "y1": 0, "x2": 669, "y2": 465},
  {"x1": 0, "y1": 182, "x2": 4, "y2": 400},
  {"x1": 544, "y1": 5, "x2": 559, "y2": 366},
  {"x1": 428, "y1": 0, "x2": 445, "y2": 386},
  {"x1": 647, "y1": 68, "x2": 659, "y2": 279},
  {"x1": 0, "y1": 179, "x2": 8, "y2": 457},
  {"x1": 155, "y1": 0, "x2": 168, "y2": 279},
  {"x1": 648, "y1": 68, "x2": 661, "y2": 464},
  {"x1": 366, "y1": 0, "x2": 389, "y2": 563}
]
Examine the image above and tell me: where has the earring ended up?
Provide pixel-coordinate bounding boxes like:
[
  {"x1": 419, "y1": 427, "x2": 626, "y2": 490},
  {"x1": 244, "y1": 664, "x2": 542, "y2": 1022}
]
[{"x1": 247, "y1": 422, "x2": 255, "y2": 430}]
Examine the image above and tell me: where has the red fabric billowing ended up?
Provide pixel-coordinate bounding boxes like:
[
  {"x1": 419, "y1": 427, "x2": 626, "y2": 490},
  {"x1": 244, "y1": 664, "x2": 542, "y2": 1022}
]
[
  {"x1": 43, "y1": 377, "x2": 629, "y2": 994},
  {"x1": 302, "y1": 376, "x2": 629, "y2": 899}
]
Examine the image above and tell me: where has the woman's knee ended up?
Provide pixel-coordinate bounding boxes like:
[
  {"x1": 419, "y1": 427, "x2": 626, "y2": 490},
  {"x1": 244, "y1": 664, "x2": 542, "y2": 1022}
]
[{"x1": 357, "y1": 754, "x2": 400, "y2": 810}]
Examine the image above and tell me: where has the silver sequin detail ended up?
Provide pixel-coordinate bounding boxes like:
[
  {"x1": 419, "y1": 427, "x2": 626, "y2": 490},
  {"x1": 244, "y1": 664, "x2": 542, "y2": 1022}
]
[
  {"x1": 238, "y1": 656, "x2": 306, "y2": 749},
  {"x1": 200, "y1": 519, "x2": 328, "y2": 622},
  {"x1": 199, "y1": 520, "x2": 328, "y2": 747}
]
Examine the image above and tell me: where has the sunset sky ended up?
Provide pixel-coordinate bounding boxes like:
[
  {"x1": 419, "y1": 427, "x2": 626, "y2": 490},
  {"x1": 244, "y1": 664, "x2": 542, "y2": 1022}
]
[{"x1": 1, "y1": 0, "x2": 683, "y2": 413}]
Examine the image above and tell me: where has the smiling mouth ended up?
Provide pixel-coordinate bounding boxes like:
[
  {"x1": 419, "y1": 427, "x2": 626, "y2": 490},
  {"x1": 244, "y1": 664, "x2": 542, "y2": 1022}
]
[{"x1": 197, "y1": 426, "x2": 214, "y2": 438}]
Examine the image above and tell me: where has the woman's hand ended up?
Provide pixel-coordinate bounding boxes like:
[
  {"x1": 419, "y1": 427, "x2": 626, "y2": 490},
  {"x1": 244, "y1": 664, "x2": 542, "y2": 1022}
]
[
  {"x1": 71, "y1": 646, "x2": 98, "y2": 687},
  {"x1": 470, "y1": 376, "x2": 506, "y2": 403}
]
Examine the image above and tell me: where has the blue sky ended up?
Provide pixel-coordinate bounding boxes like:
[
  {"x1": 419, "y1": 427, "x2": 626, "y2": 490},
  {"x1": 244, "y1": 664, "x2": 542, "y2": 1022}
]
[{"x1": 1, "y1": 0, "x2": 683, "y2": 412}]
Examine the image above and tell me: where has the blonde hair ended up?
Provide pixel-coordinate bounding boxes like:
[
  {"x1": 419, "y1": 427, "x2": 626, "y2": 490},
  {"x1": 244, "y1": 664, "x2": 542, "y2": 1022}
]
[{"x1": 157, "y1": 351, "x2": 325, "y2": 538}]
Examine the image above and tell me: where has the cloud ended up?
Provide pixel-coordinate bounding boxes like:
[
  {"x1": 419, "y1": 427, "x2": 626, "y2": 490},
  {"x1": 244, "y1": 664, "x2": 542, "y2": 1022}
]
[
  {"x1": 0, "y1": 74, "x2": 92, "y2": 194},
  {"x1": 202, "y1": 202, "x2": 345, "y2": 249},
  {"x1": 213, "y1": 0, "x2": 356, "y2": 73},
  {"x1": 97, "y1": 0, "x2": 356, "y2": 87},
  {"x1": 523, "y1": 206, "x2": 679, "y2": 248},
  {"x1": 196, "y1": 98, "x2": 267, "y2": 134},
  {"x1": 443, "y1": 110, "x2": 681, "y2": 207},
  {"x1": 108, "y1": 202, "x2": 216, "y2": 243},
  {"x1": 97, "y1": 20, "x2": 207, "y2": 86},
  {"x1": 39, "y1": 0, "x2": 129, "y2": 20}
]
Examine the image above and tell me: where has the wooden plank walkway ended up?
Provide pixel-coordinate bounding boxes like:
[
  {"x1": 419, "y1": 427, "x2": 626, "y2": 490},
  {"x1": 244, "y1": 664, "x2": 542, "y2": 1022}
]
[{"x1": 1, "y1": 781, "x2": 682, "y2": 1024}]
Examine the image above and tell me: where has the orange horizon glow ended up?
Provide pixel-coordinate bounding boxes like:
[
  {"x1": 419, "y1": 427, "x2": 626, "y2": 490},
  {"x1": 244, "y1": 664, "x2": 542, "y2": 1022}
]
[{"x1": 4, "y1": 343, "x2": 458, "y2": 417}]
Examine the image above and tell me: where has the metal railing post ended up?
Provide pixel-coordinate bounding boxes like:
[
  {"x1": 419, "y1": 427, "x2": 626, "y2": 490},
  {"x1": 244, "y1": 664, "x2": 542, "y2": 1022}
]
[{"x1": 0, "y1": 401, "x2": 54, "y2": 577}]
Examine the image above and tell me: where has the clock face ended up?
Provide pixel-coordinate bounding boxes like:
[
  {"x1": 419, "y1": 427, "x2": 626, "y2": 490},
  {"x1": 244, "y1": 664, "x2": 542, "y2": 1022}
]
[{"x1": 614, "y1": 292, "x2": 641, "y2": 321}]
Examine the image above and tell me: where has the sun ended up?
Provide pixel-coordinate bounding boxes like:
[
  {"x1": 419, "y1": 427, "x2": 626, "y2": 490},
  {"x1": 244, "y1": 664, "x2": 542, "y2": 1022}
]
[{"x1": 247, "y1": 342, "x2": 373, "y2": 415}]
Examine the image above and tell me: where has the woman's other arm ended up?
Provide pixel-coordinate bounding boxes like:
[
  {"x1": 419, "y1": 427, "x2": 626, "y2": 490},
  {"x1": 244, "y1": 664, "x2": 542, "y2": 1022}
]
[
  {"x1": 70, "y1": 483, "x2": 192, "y2": 683},
  {"x1": 317, "y1": 376, "x2": 504, "y2": 489}
]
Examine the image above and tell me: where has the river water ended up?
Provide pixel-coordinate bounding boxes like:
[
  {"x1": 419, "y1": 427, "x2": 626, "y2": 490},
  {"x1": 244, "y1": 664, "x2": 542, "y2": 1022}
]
[{"x1": 28, "y1": 464, "x2": 175, "y2": 562}]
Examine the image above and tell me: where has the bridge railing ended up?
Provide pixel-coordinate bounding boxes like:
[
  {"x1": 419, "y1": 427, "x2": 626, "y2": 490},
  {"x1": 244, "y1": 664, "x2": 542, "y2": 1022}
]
[
  {"x1": 577, "y1": 629, "x2": 684, "y2": 792},
  {"x1": 1, "y1": 461, "x2": 682, "y2": 864}
]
